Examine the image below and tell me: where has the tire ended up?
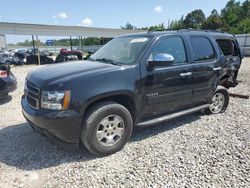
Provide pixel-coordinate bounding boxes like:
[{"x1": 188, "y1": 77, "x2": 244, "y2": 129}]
[
  {"x1": 203, "y1": 86, "x2": 229, "y2": 115},
  {"x1": 81, "y1": 101, "x2": 133, "y2": 156}
]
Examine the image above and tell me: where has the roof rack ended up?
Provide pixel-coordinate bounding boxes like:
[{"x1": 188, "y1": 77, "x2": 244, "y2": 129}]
[
  {"x1": 147, "y1": 28, "x2": 228, "y2": 34},
  {"x1": 178, "y1": 28, "x2": 227, "y2": 34},
  {"x1": 147, "y1": 28, "x2": 168, "y2": 33}
]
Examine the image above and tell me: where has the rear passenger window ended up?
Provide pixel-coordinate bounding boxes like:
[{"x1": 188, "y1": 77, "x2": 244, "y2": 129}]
[
  {"x1": 216, "y1": 39, "x2": 238, "y2": 56},
  {"x1": 190, "y1": 37, "x2": 215, "y2": 61},
  {"x1": 150, "y1": 36, "x2": 187, "y2": 64}
]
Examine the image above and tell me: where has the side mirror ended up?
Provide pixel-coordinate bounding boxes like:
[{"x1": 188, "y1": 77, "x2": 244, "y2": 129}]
[{"x1": 148, "y1": 53, "x2": 174, "y2": 70}]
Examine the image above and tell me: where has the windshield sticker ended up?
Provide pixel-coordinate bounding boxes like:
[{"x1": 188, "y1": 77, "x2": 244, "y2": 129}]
[{"x1": 130, "y1": 38, "x2": 149, "y2": 43}]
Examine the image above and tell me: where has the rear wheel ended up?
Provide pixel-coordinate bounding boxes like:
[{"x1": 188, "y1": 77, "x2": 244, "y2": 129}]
[
  {"x1": 204, "y1": 86, "x2": 229, "y2": 114},
  {"x1": 81, "y1": 102, "x2": 133, "y2": 156}
]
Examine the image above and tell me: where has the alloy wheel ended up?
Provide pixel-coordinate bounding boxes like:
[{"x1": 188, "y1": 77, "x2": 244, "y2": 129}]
[
  {"x1": 209, "y1": 93, "x2": 225, "y2": 113},
  {"x1": 96, "y1": 115, "x2": 125, "y2": 147}
]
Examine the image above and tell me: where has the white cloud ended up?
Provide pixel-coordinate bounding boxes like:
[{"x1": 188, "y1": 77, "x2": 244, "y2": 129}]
[
  {"x1": 52, "y1": 12, "x2": 68, "y2": 19},
  {"x1": 58, "y1": 12, "x2": 68, "y2": 19},
  {"x1": 79, "y1": 18, "x2": 93, "y2": 27},
  {"x1": 154, "y1": 6, "x2": 163, "y2": 13}
]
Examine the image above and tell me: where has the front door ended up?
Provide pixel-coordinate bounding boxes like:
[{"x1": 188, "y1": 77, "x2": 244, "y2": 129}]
[{"x1": 140, "y1": 36, "x2": 193, "y2": 120}]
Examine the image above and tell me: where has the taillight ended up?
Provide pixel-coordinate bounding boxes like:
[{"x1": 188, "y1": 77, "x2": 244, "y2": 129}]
[{"x1": 0, "y1": 70, "x2": 8, "y2": 78}]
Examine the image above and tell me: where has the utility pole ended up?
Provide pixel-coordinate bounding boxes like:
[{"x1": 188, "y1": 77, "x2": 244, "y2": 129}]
[
  {"x1": 79, "y1": 36, "x2": 82, "y2": 51},
  {"x1": 70, "y1": 36, "x2": 73, "y2": 51},
  {"x1": 32, "y1": 35, "x2": 35, "y2": 54},
  {"x1": 36, "y1": 35, "x2": 41, "y2": 66}
]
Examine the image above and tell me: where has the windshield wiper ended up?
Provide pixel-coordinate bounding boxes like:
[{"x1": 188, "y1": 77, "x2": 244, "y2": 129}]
[{"x1": 95, "y1": 58, "x2": 120, "y2": 65}]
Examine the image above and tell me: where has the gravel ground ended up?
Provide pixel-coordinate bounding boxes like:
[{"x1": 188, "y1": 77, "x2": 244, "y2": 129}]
[{"x1": 0, "y1": 59, "x2": 249, "y2": 188}]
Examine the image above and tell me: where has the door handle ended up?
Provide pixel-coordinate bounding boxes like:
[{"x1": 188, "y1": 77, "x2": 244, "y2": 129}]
[
  {"x1": 213, "y1": 67, "x2": 222, "y2": 71},
  {"x1": 180, "y1": 72, "x2": 192, "y2": 77}
]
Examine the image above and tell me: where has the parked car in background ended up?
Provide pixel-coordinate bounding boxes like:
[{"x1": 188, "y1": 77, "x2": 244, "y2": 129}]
[
  {"x1": 55, "y1": 49, "x2": 82, "y2": 63},
  {"x1": 0, "y1": 49, "x2": 24, "y2": 65},
  {"x1": 0, "y1": 50, "x2": 12, "y2": 59},
  {"x1": 26, "y1": 48, "x2": 54, "y2": 64},
  {"x1": 41, "y1": 50, "x2": 53, "y2": 57},
  {"x1": 6, "y1": 49, "x2": 16, "y2": 57},
  {"x1": 14, "y1": 48, "x2": 28, "y2": 62},
  {"x1": 0, "y1": 56, "x2": 24, "y2": 66},
  {"x1": 0, "y1": 63, "x2": 17, "y2": 99},
  {"x1": 22, "y1": 30, "x2": 242, "y2": 156}
]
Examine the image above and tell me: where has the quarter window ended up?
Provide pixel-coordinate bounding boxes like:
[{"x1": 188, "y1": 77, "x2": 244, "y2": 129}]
[
  {"x1": 216, "y1": 39, "x2": 238, "y2": 56},
  {"x1": 190, "y1": 36, "x2": 215, "y2": 61},
  {"x1": 150, "y1": 36, "x2": 187, "y2": 64}
]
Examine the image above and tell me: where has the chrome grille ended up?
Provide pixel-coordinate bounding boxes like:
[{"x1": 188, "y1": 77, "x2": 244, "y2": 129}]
[{"x1": 25, "y1": 81, "x2": 40, "y2": 109}]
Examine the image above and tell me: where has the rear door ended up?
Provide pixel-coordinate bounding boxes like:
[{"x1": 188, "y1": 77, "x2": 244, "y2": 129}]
[{"x1": 188, "y1": 36, "x2": 221, "y2": 104}]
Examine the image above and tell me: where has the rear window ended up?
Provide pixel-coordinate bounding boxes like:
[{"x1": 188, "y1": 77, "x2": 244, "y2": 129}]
[
  {"x1": 190, "y1": 36, "x2": 215, "y2": 62},
  {"x1": 216, "y1": 39, "x2": 238, "y2": 56}
]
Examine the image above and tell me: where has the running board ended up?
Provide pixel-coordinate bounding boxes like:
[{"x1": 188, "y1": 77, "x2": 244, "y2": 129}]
[{"x1": 136, "y1": 104, "x2": 209, "y2": 127}]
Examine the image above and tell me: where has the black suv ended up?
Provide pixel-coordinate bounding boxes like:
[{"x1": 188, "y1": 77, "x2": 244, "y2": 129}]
[{"x1": 21, "y1": 30, "x2": 242, "y2": 155}]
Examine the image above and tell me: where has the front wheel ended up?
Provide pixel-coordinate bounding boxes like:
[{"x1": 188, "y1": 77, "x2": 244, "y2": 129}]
[
  {"x1": 81, "y1": 102, "x2": 133, "y2": 156},
  {"x1": 204, "y1": 86, "x2": 229, "y2": 114}
]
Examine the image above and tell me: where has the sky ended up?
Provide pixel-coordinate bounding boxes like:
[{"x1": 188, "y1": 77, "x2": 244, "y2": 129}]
[{"x1": 0, "y1": 0, "x2": 244, "y2": 44}]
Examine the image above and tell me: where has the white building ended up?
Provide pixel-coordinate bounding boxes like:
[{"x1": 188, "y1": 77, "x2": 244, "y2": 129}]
[{"x1": 0, "y1": 34, "x2": 6, "y2": 49}]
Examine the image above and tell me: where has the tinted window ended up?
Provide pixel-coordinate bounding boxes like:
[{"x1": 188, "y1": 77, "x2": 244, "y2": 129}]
[
  {"x1": 91, "y1": 36, "x2": 152, "y2": 65},
  {"x1": 216, "y1": 39, "x2": 238, "y2": 56},
  {"x1": 190, "y1": 37, "x2": 215, "y2": 61},
  {"x1": 150, "y1": 36, "x2": 187, "y2": 64}
]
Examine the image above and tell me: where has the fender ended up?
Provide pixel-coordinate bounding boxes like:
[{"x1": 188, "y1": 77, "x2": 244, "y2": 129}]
[{"x1": 81, "y1": 90, "x2": 137, "y2": 116}]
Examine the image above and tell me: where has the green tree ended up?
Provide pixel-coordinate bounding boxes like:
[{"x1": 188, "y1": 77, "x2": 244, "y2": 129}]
[
  {"x1": 148, "y1": 23, "x2": 165, "y2": 31},
  {"x1": 168, "y1": 16, "x2": 185, "y2": 30},
  {"x1": 241, "y1": 0, "x2": 250, "y2": 18},
  {"x1": 121, "y1": 22, "x2": 136, "y2": 30},
  {"x1": 211, "y1": 9, "x2": 220, "y2": 17},
  {"x1": 183, "y1": 9, "x2": 206, "y2": 29},
  {"x1": 82, "y1": 37, "x2": 102, "y2": 45},
  {"x1": 237, "y1": 18, "x2": 250, "y2": 34},
  {"x1": 202, "y1": 9, "x2": 224, "y2": 30},
  {"x1": 221, "y1": 0, "x2": 241, "y2": 32},
  {"x1": 17, "y1": 39, "x2": 45, "y2": 46}
]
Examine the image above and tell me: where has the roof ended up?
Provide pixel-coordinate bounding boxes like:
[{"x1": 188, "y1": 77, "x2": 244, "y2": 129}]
[
  {"x1": 0, "y1": 22, "x2": 145, "y2": 37},
  {"x1": 0, "y1": 22, "x2": 235, "y2": 39},
  {"x1": 119, "y1": 29, "x2": 234, "y2": 38}
]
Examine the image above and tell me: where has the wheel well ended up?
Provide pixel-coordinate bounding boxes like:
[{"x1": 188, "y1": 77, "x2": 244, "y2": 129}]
[{"x1": 84, "y1": 95, "x2": 136, "y2": 121}]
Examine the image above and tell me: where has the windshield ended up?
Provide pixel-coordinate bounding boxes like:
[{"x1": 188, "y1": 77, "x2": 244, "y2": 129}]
[{"x1": 90, "y1": 36, "x2": 152, "y2": 65}]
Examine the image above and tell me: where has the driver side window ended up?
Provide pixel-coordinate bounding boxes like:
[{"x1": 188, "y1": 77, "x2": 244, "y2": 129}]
[{"x1": 150, "y1": 36, "x2": 187, "y2": 64}]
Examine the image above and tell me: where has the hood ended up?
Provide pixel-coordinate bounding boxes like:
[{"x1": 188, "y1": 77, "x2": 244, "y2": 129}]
[{"x1": 27, "y1": 60, "x2": 119, "y2": 87}]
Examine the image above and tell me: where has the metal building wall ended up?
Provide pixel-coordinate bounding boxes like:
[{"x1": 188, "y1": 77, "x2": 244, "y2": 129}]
[
  {"x1": 0, "y1": 34, "x2": 6, "y2": 49},
  {"x1": 236, "y1": 34, "x2": 250, "y2": 56}
]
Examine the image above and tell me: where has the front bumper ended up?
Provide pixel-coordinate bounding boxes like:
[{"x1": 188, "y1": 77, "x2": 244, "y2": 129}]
[{"x1": 21, "y1": 95, "x2": 82, "y2": 149}]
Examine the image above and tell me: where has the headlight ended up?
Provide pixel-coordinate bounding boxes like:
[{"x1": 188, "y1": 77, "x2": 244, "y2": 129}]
[{"x1": 41, "y1": 90, "x2": 71, "y2": 110}]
